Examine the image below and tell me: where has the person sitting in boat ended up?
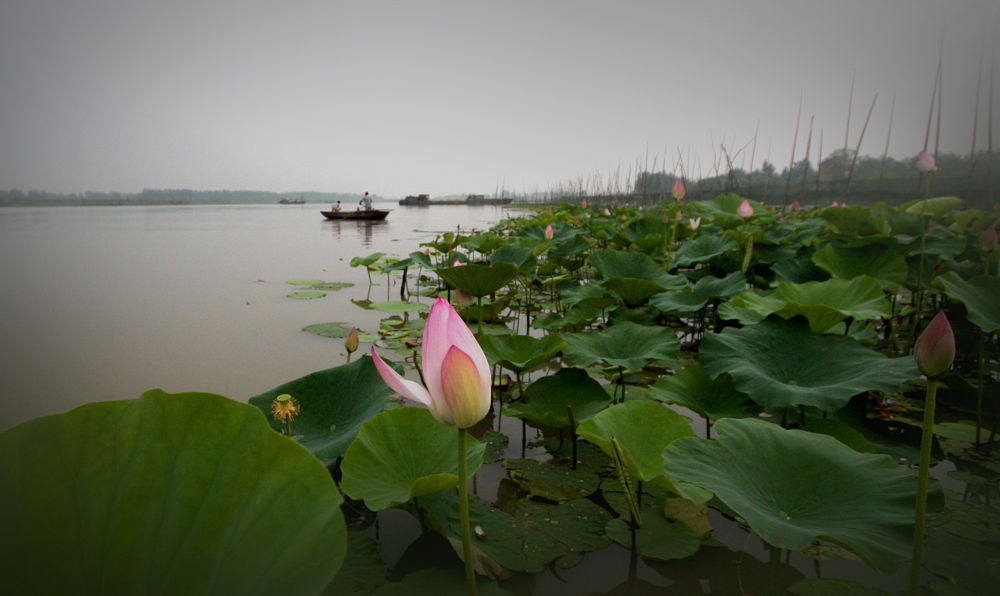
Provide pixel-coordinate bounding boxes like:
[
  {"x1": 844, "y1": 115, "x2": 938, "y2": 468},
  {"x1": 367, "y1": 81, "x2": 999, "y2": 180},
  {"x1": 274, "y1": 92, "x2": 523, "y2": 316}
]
[
  {"x1": 331, "y1": 200, "x2": 342, "y2": 212},
  {"x1": 359, "y1": 192, "x2": 372, "y2": 210}
]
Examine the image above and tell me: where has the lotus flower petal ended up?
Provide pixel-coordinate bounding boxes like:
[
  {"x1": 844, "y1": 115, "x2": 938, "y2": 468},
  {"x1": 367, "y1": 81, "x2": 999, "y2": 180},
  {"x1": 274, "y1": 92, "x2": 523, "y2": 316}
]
[{"x1": 916, "y1": 150, "x2": 937, "y2": 172}]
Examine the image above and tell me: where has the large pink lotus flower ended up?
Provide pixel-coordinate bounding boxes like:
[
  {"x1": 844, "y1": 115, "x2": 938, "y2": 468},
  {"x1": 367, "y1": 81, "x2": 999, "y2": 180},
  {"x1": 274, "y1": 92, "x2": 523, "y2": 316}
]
[
  {"x1": 914, "y1": 310, "x2": 955, "y2": 378},
  {"x1": 738, "y1": 199, "x2": 754, "y2": 218},
  {"x1": 672, "y1": 179, "x2": 686, "y2": 201},
  {"x1": 371, "y1": 297, "x2": 492, "y2": 428},
  {"x1": 916, "y1": 151, "x2": 937, "y2": 173}
]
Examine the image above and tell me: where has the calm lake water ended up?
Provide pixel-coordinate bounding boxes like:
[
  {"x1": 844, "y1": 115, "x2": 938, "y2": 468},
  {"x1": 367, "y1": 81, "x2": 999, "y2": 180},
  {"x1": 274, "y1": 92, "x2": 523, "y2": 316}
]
[
  {"x1": 0, "y1": 202, "x2": 943, "y2": 595},
  {"x1": 0, "y1": 203, "x2": 511, "y2": 432}
]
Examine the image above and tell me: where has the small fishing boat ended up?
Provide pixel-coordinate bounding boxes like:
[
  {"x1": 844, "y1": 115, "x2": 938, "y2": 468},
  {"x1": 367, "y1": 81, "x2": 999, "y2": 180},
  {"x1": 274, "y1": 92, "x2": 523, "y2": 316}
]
[{"x1": 321, "y1": 209, "x2": 390, "y2": 221}]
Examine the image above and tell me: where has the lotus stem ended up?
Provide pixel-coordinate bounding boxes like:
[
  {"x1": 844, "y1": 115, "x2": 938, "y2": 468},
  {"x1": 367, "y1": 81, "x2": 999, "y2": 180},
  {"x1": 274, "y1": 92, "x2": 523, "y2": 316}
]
[
  {"x1": 908, "y1": 377, "x2": 938, "y2": 595},
  {"x1": 766, "y1": 545, "x2": 784, "y2": 596},
  {"x1": 457, "y1": 428, "x2": 478, "y2": 596},
  {"x1": 976, "y1": 332, "x2": 985, "y2": 445},
  {"x1": 567, "y1": 404, "x2": 577, "y2": 470}
]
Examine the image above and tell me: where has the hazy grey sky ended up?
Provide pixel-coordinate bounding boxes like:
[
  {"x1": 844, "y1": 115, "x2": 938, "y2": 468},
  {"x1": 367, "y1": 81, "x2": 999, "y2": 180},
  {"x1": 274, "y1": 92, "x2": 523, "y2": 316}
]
[{"x1": 1, "y1": 0, "x2": 997, "y2": 198}]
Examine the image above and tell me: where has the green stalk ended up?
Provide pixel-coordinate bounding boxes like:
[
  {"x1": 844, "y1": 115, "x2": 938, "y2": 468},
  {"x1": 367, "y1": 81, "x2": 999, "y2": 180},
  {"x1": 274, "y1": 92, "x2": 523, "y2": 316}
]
[
  {"x1": 908, "y1": 377, "x2": 938, "y2": 596},
  {"x1": 766, "y1": 545, "x2": 784, "y2": 596},
  {"x1": 457, "y1": 428, "x2": 477, "y2": 596}
]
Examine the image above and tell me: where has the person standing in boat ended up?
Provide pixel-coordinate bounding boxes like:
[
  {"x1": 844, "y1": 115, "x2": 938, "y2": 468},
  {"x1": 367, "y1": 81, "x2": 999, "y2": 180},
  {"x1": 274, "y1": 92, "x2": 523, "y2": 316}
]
[{"x1": 359, "y1": 192, "x2": 372, "y2": 211}]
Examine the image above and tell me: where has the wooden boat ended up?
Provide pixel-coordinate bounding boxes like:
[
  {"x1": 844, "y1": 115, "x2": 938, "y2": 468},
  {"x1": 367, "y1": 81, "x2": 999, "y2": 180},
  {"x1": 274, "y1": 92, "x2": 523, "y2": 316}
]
[{"x1": 321, "y1": 209, "x2": 390, "y2": 221}]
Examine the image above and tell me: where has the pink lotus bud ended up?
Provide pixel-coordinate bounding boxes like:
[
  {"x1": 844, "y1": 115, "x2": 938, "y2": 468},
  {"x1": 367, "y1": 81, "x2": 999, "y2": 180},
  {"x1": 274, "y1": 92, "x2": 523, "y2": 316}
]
[
  {"x1": 914, "y1": 311, "x2": 955, "y2": 378},
  {"x1": 661, "y1": 213, "x2": 670, "y2": 223},
  {"x1": 453, "y1": 259, "x2": 461, "y2": 267},
  {"x1": 675, "y1": 210, "x2": 683, "y2": 221},
  {"x1": 672, "y1": 179, "x2": 686, "y2": 201},
  {"x1": 689, "y1": 217, "x2": 702, "y2": 230},
  {"x1": 831, "y1": 201, "x2": 840, "y2": 207},
  {"x1": 573, "y1": 216, "x2": 580, "y2": 225},
  {"x1": 344, "y1": 327, "x2": 359, "y2": 354},
  {"x1": 738, "y1": 199, "x2": 754, "y2": 218},
  {"x1": 979, "y1": 223, "x2": 998, "y2": 254},
  {"x1": 604, "y1": 208, "x2": 611, "y2": 216},
  {"x1": 581, "y1": 199, "x2": 588, "y2": 208},
  {"x1": 371, "y1": 297, "x2": 492, "y2": 428},
  {"x1": 790, "y1": 200, "x2": 801, "y2": 211},
  {"x1": 544, "y1": 224, "x2": 554, "y2": 239},
  {"x1": 916, "y1": 151, "x2": 937, "y2": 172}
]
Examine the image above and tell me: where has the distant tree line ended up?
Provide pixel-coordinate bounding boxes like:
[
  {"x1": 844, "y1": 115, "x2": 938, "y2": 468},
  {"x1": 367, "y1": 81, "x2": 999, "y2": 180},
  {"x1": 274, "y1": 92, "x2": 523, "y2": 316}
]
[{"x1": 0, "y1": 189, "x2": 373, "y2": 207}]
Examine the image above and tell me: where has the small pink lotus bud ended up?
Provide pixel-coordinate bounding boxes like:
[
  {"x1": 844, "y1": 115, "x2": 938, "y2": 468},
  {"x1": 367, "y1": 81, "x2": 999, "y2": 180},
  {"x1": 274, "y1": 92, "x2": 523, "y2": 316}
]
[
  {"x1": 689, "y1": 217, "x2": 702, "y2": 230},
  {"x1": 604, "y1": 208, "x2": 611, "y2": 216},
  {"x1": 344, "y1": 327, "x2": 359, "y2": 354},
  {"x1": 672, "y1": 179, "x2": 686, "y2": 201},
  {"x1": 738, "y1": 199, "x2": 754, "y2": 218},
  {"x1": 661, "y1": 213, "x2": 670, "y2": 223},
  {"x1": 790, "y1": 200, "x2": 801, "y2": 211},
  {"x1": 914, "y1": 311, "x2": 955, "y2": 378},
  {"x1": 831, "y1": 201, "x2": 840, "y2": 207},
  {"x1": 544, "y1": 224, "x2": 554, "y2": 239},
  {"x1": 453, "y1": 259, "x2": 461, "y2": 267},
  {"x1": 979, "y1": 223, "x2": 998, "y2": 254},
  {"x1": 581, "y1": 199, "x2": 588, "y2": 209},
  {"x1": 916, "y1": 151, "x2": 937, "y2": 172}
]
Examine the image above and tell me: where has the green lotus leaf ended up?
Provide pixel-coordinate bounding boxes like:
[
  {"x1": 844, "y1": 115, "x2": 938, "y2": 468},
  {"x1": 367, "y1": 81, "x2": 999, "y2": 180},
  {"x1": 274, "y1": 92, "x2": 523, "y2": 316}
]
[
  {"x1": 478, "y1": 333, "x2": 567, "y2": 374},
  {"x1": 935, "y1": 272, "x2": 1000, "y2": 333},
  {"x1": 812, "y1": 242, "x2": 908, "y2": 285},
  {"x1": 788, "y1": 579, "x2": 894, "y2": 596},
  {"x1": 407, "y1": 250, "x2": 437, "y2": 270},
  {"x1": 563, "y1": 321, "x2": 680, "y2": 371},
  {"x1": 588, "y1": 248, "x2": 683, "y2": 288},
  {"x1": 820, "y1": 205, "x2": 892, "y2": 237},
  {"x1": 380, "y1": 258, "x2": 414, "y2": 273},
  {"x1": 323, "y1": 533, "x2": 387, "y2": 596},
  {"x1": 650, "y1": 272, "x2": 747, "y2": 314},
  {"x1": 602, "y1": 276, "x2": 670, "y2": 303},
  {"x1": 421, "y1": 492, "x2": 612, "y2": 575},
  {"x1": 530, "y1": 303, "x2": 603, "y2": 332},
  {"x1": 562, "y1": 282, "x2": 619, "y2": 310},
  {"x1": 662, "y1": 418, "x2": 943, "y2": 574},
  {"x1": 701, "y1": 316, "x2": 919, "y2": 411},
  {"x1": 903, "y1": 196, "x2": 965, "y2": 217},
  {"x1": 577, "y1": 400, "x2": 710, "y2": 503},
  {"x1": 718, "y1": 276, "x2": 890, "y2": 333},
  {"x1": 650, "y1": 363, "x2": 762, "y2": 420},
  {"x1": 489, "y1": 243, "x2": 538, "y2": 275},
  {"x1": 773, "y1": 252, "x2": 833, "y2": 284},
  {"x1": 605, "y1": 504, "x2": 701, "y2": 561},
  {"x1": 503, "y1": 442, "x2": 608, "y2": 502},
  {"x1": 287, "y1": 278, "x2": 326, "y2": 285},
  {"x1": 923, "y1": 531, "x2": 1000, "y2": 595},
  {"x1": 671, "y1": 233, "x2": 740, "y2": 267},
  {"x1": 288, "y1": 291, "x2": 327, "y2": 299},
  {"x1": 0, "y1": 390, "x2": 347, "y2": 595},
  {"x1": 802, "y1": 419, "x2": 878, "y2": 454},
  {"x1": 311, "y1": 282, "x2": 355, "y2": 291},
  {"x1": 340, "y1": 407, "x2": 486, "y2": 511},
  {"x1": 369, "y1": 300, "x2": 429, "y2": 313},
  {"x1": 302, "y1": 322, "x2": 379, "y2": 342},
  {"x1": 435, "y1": 262, "x2": 521, "y2": 297},
  {"x1": 503, "y1": 368, "x2": 612, "y2": 428},
  {"x1": 373, "y1": 568, "x2": 516, "y2": 596},
  {"x1": 249, "y1": 355, "x2": 396, "y2": 460},
  {"x1": 350, "y1": 252, "x2": 386, "y2": 267}
]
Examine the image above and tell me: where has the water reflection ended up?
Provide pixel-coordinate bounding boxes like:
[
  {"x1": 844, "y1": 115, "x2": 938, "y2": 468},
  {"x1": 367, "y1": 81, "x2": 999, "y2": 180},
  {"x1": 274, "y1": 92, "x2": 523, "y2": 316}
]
[{"x1": 322, "y1": 219, "x2": 389, "y2": 248}]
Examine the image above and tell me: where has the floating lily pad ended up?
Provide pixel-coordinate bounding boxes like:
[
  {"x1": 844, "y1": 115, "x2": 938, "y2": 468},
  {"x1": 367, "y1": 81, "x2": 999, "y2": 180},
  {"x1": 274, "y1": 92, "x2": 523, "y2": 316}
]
[
  {"x1": 563, "y1": 321, "x2": 680, "y2": 371},
  {"x1": 935, "y1": 272, "x2": 1000, "y2": 333},
  {"x1": 701, "y1": 316, "x2": 919, "y2": 411},
  {"x1": 340, "y1": 407, "x2": 486, "y2": 511},
  {"x1": 302, "y1": 322, "x2": 379, "y2": 342},
  {"x1": 650, "y1": 363, "x2": 761, "y2": 420},
  {"x1": 373, "y1": 568, "x2": 516, "y2": 596},
  {"x1": 663, "y1": 418, "x2": 944, "y2": 574},
  {"x1": 287, "y1": 291, "x2": 327, "y2": 299},
  {"x1": 503, "y1": 368, "x2": 611, "y2": 428},
  {"x1": 249, "y1": 356, "x2": 396, "y2": 460},
  {"x1": 287, "y1": 279, "x2": 325, "y2": 285},
  {"x1": 0, "y1": 390, "x2": 347, "y2": 595},
  {"x1": 577, "y1": 401, "x2": 709, "y2": 503},
  {"x1": 504, "y1": 443, "x2": 607, "y2": 502},
  {"x1": 311, "y1": 282, "x2": 355, "y2": 291},
  {"x1": 369, "y1": 301, "x2": 430, "y2": 313},
  {"x1": 718, "y1": 275, "x2": 891, "y2": 333},
  {"x1": 923, "y1": 530, "x2": 1000, "y2": 595}
]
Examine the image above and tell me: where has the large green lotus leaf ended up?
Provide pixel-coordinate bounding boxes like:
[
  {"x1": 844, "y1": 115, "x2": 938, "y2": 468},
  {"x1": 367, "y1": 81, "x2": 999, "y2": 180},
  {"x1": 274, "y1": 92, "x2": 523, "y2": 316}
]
[
  {"x1": 503, "y1": 367, "x2": 612, "y2": 428},
  {"x1": 435, "y1": 262, "x2": 521, "y2": 297},
  {"x1": 650, "y1": 363, "x2": 762, "y2": 420},
  {"x1": 588, "y1": 248, "x2": 682, "y2": 288},
  {"x1": 812, "y1": 242, "x2": 908, "y2": 285},
  {"x1": 577, "y1": 401, "x2": 710, "y2": 503},
  {"x1": 561, "y1": 282, "x2": 619, "y2": 310},
  {"x1": 718, "y1": 276, "x2": 890, "y2": 333},
  {"x1": 662, "y1": 418, "x2": 943, "y2": 574},
  {"x1": 340, "y1": 407, "x2": 486, "y2": 511},
  {"x1": 820, "y1": 205, "x2": 892, "y2": 237},
  {"x1": 563, "y1": 321, "x2": 680, "y2": 371},
  {"x1": 350, "y1": 252, "x2": 386, "y2": 267},
  {"x1": 701, "y1": 316, "x2": 919, "y2": 411},
  {"x1": 773, "y1": 253, "x2": 832, "y2": 284},
  {"x1": 530, "y1": 303, "x2": 603, "y2": 331},
  {"x1": 323, "y1": 533, "x2": 387, "y2": 596},
  {"x1": 936, "y1": 272, "x2": 1000, "y2": 333},
  {"x1": 302, "y1": 322, "x2": 378, "y2": 342},
  {"x1": 374, "y1": 568, "x2": 516, "y2": 596},
  {"x1": 0, "y1": 390, "x2": 347, "y2": 596},
  {"x1": 421, "y1": 492, "x2": 612, "y2": 576},
  {"x1": 649, "y1": 271, "x2": 746, "y2": 314},
  {"x1": 477, "y1": 333, "x2": 568, "y2": 373},
  {"x1": 489, "y1": 243, "x2": 538, "y2": 275},
  {"x1": 249, "y1": 356, "x2": 395, "y2": 460},
  {"x1": 671, "y1": 233, "x2": 740, "y2": 267},
  {"x1": 503, "y1": 442, "x2": 608, "y2": 502},
  {"x1": 903, "y1": 195, "x2": 965, "y2": 217},
  {"x1": 602, "y1": 276, "x2": 670, "y2": 303}
]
